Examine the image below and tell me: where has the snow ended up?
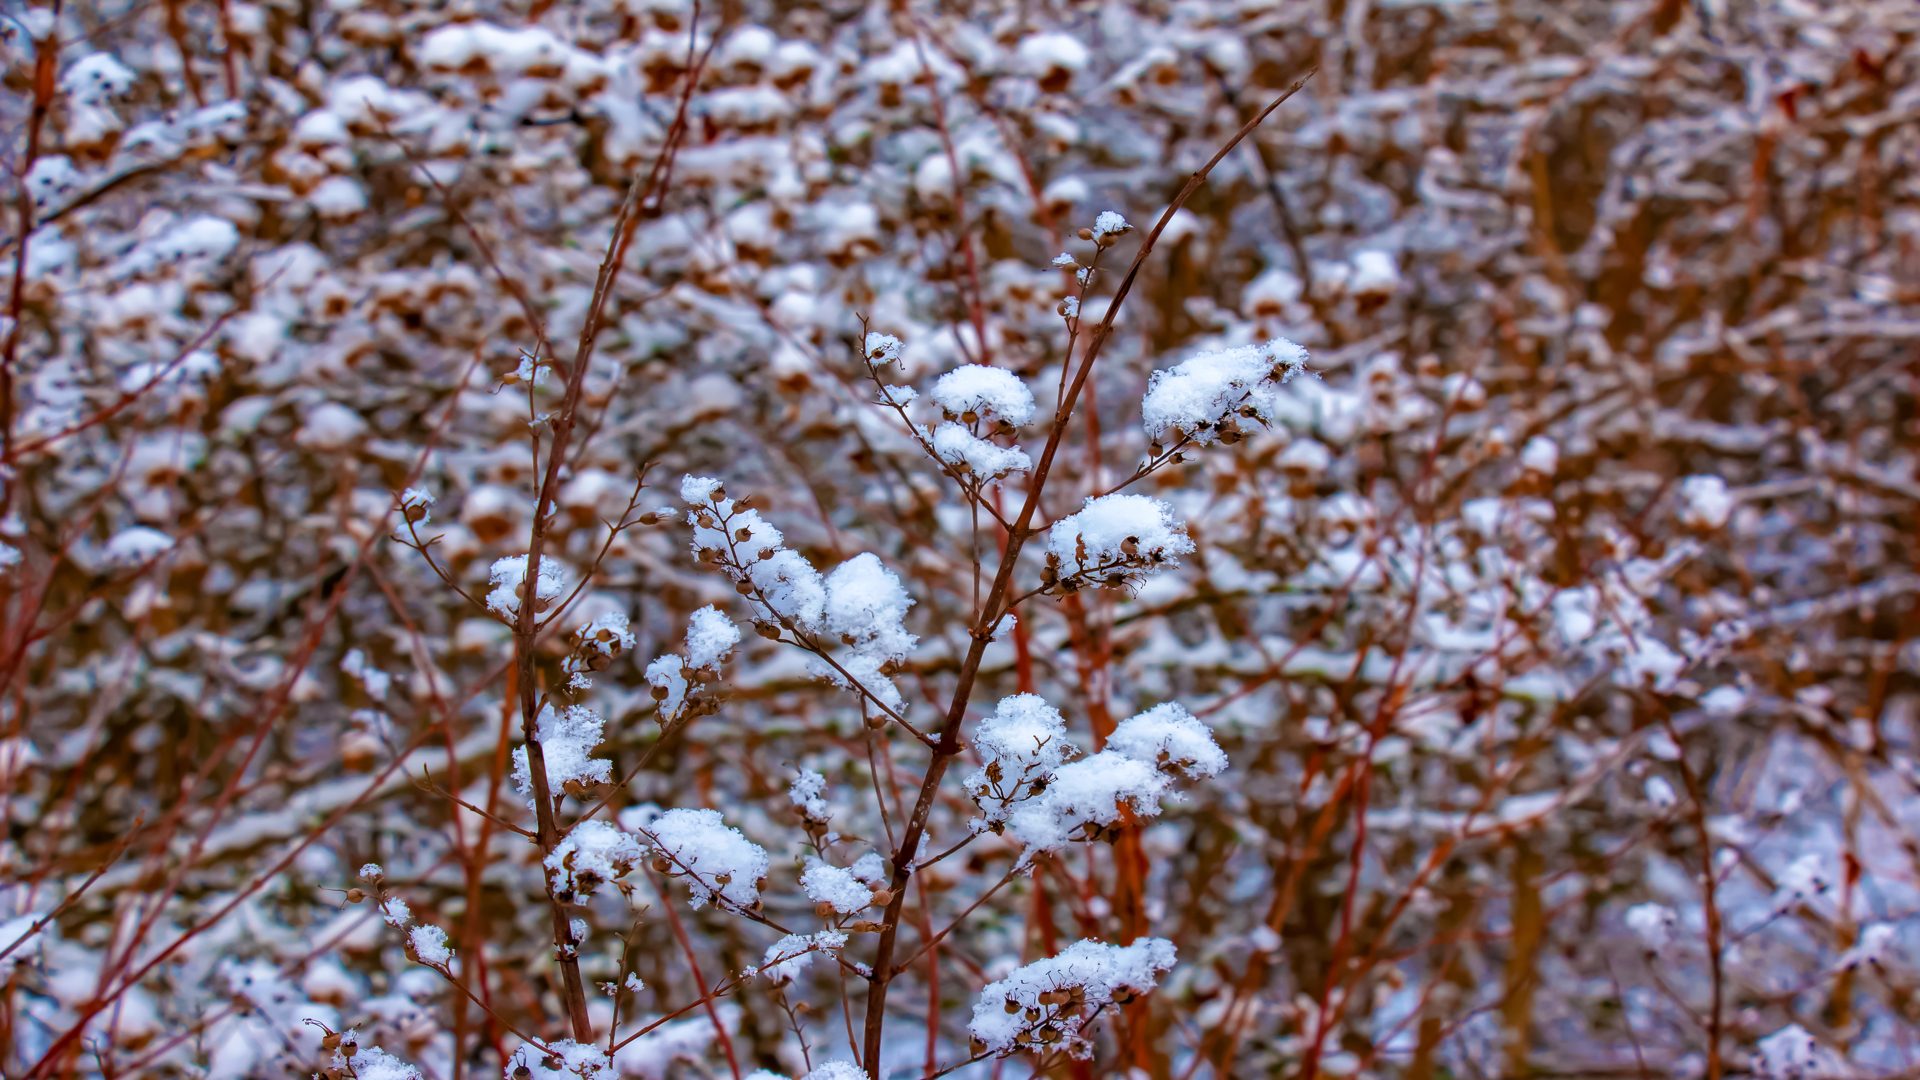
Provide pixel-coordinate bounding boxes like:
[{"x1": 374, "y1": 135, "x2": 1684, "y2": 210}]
[
  {"x1": 929, "y1": 365, "x2": 1036, "y2": 426},
  {"x1": 1838, "y1": 924, "x2": 1897, "y2": 970},
  {"x1": 1624, "y1": 902, "x2": 1676, "y2": 953},
  {"x1": 408, "y1": 925, "x2": 452, "y2": 966},
  {"x1": 0, "y1": 913, "x2": 44, "y2": 978},
  {"x1": 1753, "y1": 1024, "x2": 1850, "y2": 1079},
  {"x1": 967, "y1": 938, "x2": 1176, "y2": 1057},
  {"x1": 1106, "y1": 703, "x2": 1228, "y2": 779},
  {"x1": 511, "y1": 704, "x2": 611, "y2": 806},
  {"x1": 399, "y1": 486, "x2": 435, "y2": 521},
  {"x1": 850, "y1": 852, "x2": 889, "y2": 887},
  {"x1": 1090, "y1": 210, "x2": 1132, "y2": 242},
  {"x1": 104, "y1": 526, "x2": 173, "y2": 565},
  {"x1": 61, "y1": 54, "x2": 137, "y2": 104},
  {"x1": 644, "y1": 654, "x2": 689, "y2": 715},
  {"x1": 683, "y1": 605, "x2": 740, "y2": 669},
  {"x1": 822, "y1": 553, "x2": 916, "y2": 663},
  {"x1": 749, "y1": 549, "x2": 828, "y2": 630},
  {"x1": 1643, "y1": 775, "x2": 1677, "y2": 809},
  {"x1": 1773, "y1": 853, "x2": 1832, "y2": 914},
  {"x1": 758, "y1": 929, "x2": 847, "y2": 984},
  {"x1": 932, "y1": 423, "x2": 1032, "y2": 480},
  {"x1": 1016, "y1": 33, "x2": 1090, "y2": 77},
  {"x1": 1678, "y1": 474, "x2": 1735, "y2": 529},
  {"x1": 546, "y1": 820, "x2": 642, "y2": 901},
  {"x1": 1520, "y1": 435, "x2": 1559, "y2": 475},
  {"x1": 487, "y1": 554, "x2": 569, "y2": 618},
  {"x1": 1044, "y1": 494, "x2": 1195, "y2": 586},
  {"x1": 1003, "y1": 751, "x2": 1166, "y2": 854},
  {"x1": 565, "y1": 610, "x2": 635, "y2": 690},
  {"x1": 789, "y1": 768, "x2": 831, "y2": 824},
  {"x1": 801, "y1": 862, "x2": 872, "y2": 915},
  {"x1": 380, "y1": 897, "x2": 412, "y2": 928},
  {"x1": 611, "y1": 1006, "x2": 738, "y2": 1079},
  {"x1": 296, "y1": 402, "x2": 368, "y2": 452},
  {"x1": 645, "y1": 808, "x2": 769, "y2": 911},
  {"x1": 800, "y1": 1065, "x2": 866, "y2": 1080},
  {"x1": 981, "y1": 698, "x2": 1219, "y2": 862},
  {"x1": 506, "y1": 1039, "x2": 611, "y2": 1079},
  {"x1": 808, "y1": 650, "x2": 905, "y2": 715},
  {"x1": 965, "y1": 694, "x2": 1069, "y2": 827},
  {"x1": 309, "y1": 176, "x2": 367, "y2": 218},
  {"x1": 334, "y1": 1046, "x2": 421, "y2": 1080},
  {"x1": 1349, "y1": 249, "x2": 1400, "y2": 295},
  {"x1": 1141, "y1": 337, "x2": 1310, "y2": 445},
  {"x1": 341, "y1": 650, "x2": 391, "y2": 701}
]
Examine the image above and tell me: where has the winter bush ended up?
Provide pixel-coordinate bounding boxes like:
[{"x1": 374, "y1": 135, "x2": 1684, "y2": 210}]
[{"x1": 2, "y1": 1, "x2": 1918, "y2": 1078}]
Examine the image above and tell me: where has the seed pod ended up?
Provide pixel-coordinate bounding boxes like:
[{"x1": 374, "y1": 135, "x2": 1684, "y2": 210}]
[
  {"x1": 869, "y1": 888, "x2": 893, "y2": 907},
  {"x1": 651, "y1": 855, "x2": 672, "y2": 873},
  {"x1": 815, "y1": 900, "x2": 837, "y2": 917},
  {"x1": 345, "y1": 888, "x2": 365, "y2": 904}
]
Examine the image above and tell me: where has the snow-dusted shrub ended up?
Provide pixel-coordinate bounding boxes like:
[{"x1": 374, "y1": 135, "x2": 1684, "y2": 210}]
[{"x1": 5, "y1": 0, "x2": 1916, "y2": 1077}]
